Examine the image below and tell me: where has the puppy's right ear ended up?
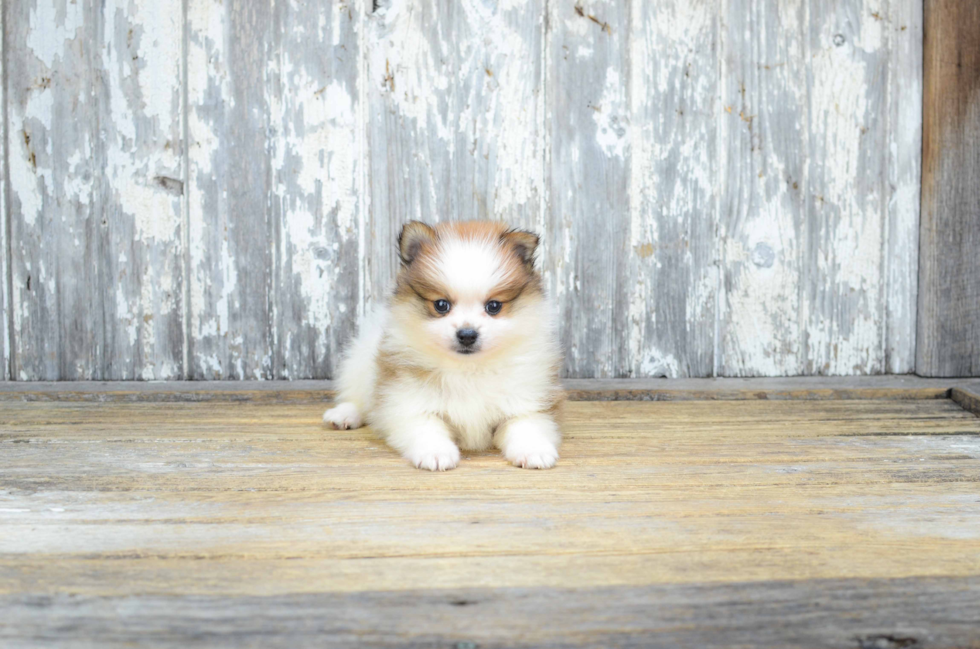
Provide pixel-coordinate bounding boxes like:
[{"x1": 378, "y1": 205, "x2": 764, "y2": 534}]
[{"x1": 398, "y1": 221, "x2": 436, "y2": 265}]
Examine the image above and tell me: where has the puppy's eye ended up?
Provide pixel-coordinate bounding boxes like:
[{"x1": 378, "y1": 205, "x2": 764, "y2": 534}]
[
  {"x1": 485, "y1": 300, "x2": 502, "y2": 316},
  {"x1": 433, "y1": 299, "x2": 451, "y2": 314}
]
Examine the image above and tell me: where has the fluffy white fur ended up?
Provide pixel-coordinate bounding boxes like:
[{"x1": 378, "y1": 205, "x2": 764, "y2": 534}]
[{"x1": 323, "y1": 226, "x2": 563, "y2": 471}]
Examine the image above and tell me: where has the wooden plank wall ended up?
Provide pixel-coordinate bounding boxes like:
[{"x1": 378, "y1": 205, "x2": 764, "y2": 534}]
[
  {"x1": 1, "y1": 0, "x2": 924, "y2": 380},
  {"x1": 916, "y1": 0, "x2": 980, "y2": 377}
]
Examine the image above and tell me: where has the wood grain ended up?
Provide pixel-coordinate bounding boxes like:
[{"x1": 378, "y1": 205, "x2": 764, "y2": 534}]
[
  {"x1": 186, "y1": 0, "x2": 276, "y2": 379},
  {"x1": 806, "y1": 0, "x2": 890, "y2": 375},
  {"x1": 5, "y1": 0, "x2": 185, "y2": 381},
  {"x1": 271, "y1": 0, "x2": 363, "y2": 380},
  {"x1": 718, "y1": 0, "x2": 808, "y2": 377},
  {"x1": 718, "y1": 0, "x2": 921, "y2": 377},
  {"x1": 100, "y1": 0, "x2": 186, "y2": 380},
  {"x1": 2, "y1": 578, "x2": 979, "y2": 648},
  {"x1": 364, "y1": 0, "x2": 545, "y2": 303},
  {"x1": 627, "y1": 1, "x2": 716, "y2": 378},
  {"x1": 2, "y1": 1, "x2": 930, "y2": 380},
  {"x1": 450, "y1": 0, "x2": 545, "y2": 234},
  {"x1": 2, "y1": 376, "x2": 979, "y2": 402},
  {"x1": 917, "y1": 0, "x2": 980, "y2": 377},
  {"x1": 1, "y1": 12, "x2": 8, "y2": 382},
  {"x1": 1, "y1": 396, "x2": 979, "y2": 644},
  {"x1": 6, "y1": 0, "x2": 105, "y2": 379},
  {"x1": 885, "y1": 0, "x2": 923, "y2": 374},
  {"x1": 547, "y1": 0, "x2": 631, "y2": 378},
  {"x1": 952, "y1": 385, "x2": 980, "y2": 417},
  {"x1": 364, "y1": 0, "x2": 453, "y2": 303}
]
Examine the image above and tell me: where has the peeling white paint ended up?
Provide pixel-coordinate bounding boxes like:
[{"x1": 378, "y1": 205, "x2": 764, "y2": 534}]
[
  {"x1": 1, "y1": 45, "x2": 7, "y2": 380},
  {"x1": 458, "y1": 0, "x2": 543, "y2": 216},
  {"x1": 5, "y1": 0, "x2": 924, "y2": 380},
  {"x1": 27, "y1": 0, "x2": 85, "y2": 69},
  {"x1": 285, "y1": 75, "x2": 358, "y2": 233},
  {"x1": 593, "y1": 67, "x2": 628, "y2": 159},
  {"x1": 9, "y1": 110, "x2": 46, "y2": 229},
  {"x1": 372, "y1": 0, "x2": 451, "y2": 140}
]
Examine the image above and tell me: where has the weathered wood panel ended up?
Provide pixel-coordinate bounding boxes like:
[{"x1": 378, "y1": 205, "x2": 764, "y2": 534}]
[
  {"x1": 719, "y1": 0, "x2": 921, "y2": 377},
  {"x1": 2, "y1": 397, "x2": 980, "y2": 644},
  {"x1": 6, "y1": 0, "x2": 105, "y2": 380},
  {"x1": 2, "y1": 0, "x2": 929, "y2": 380},
  {"x1": 917, "y1": 0, "x2": 980, "y2": 377},
  {"x1": 100, "y1": 0, "x2": 185, "y2": 379},
  {"x1": 547, "y1": 0, "x2": 631, "y2": 377},
  {"x1": 806, "y1": 0, "x2": 890, "y2": 375},
  {"x1": 627, "y1": 1, "x2": 717, "y2": 378},
  {"x1": 365, "y1": 0, "x2": 545, "y2": 304},
  {"x1": 5, "y1": 0, "x2": 184, "y2": 381},
  {"x1": 885, "y1": 0, "x2": 922, "y2": 374},
  {"x1": 364, "y1": 0, "x2": 453, "y2": 303},
  {"x1": 1, "y1": 12, "x2": 8, "y2": 382},
  {"x1": 186, "y1": 0, "x2": 277, "y2": 379},
  {"x1": 3, "y1": 578, "x2": 980, "y2": 648},
  {"x1": 1, "y1": 375, "x2": 977, "y2": 403},
  {"x1": 718, "y1": 0, "x2": 808, "y2": 376},
  {"x1": 272, "y1": 0, "x2": 363, "y2": 379},
  {"x1": 451, "y1": 0, "x2": 545, "y2": 235}
]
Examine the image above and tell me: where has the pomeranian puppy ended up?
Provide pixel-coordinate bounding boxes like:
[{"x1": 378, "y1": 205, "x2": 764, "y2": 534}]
[{"x1": 323, "y1": 220, "x2": 564, "y2": 471}]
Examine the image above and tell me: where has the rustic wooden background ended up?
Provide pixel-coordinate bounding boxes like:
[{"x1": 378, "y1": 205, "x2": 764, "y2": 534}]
[{"x1": 2, "y1": 0, "x2": 923, "y2": 381}]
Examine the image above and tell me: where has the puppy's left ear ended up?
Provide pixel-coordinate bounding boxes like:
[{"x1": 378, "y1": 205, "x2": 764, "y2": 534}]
[
  {"x1": 398, "y1": 221, "x2": 436, "y2": 265},
  {"x1": 502, "y1": 229, "x2": 539, "y2": 267}
]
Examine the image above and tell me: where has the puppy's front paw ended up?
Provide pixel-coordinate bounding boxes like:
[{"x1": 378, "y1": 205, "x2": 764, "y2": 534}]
[
  {"x1": 406, "y1": 437, "x2": 461, "y2": 472},
  {"x1": 506, "y1": 443, "x2": 558, "y2": 470},
  {"x1": 497, "y1": 415, "x2": 561, "y2": 470},
  {"x1": 323, "y1": 402, "x2": 363, "y2": 430}
]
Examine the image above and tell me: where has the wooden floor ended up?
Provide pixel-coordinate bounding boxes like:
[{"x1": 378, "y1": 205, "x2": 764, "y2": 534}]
[{"x1": 3, "y1": 384, "x2": 980, "y2": 647}]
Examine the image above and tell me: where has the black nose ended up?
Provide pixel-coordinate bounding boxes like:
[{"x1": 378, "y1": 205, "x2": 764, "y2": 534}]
[{"x1": 456, "y1": 328, "x2": 478, "y2": 347}]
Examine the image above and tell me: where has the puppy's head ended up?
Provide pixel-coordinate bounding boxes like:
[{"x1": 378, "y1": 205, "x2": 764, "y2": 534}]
[{"x1": 393, "y1": 220, "x2": 543, "y2": 359}]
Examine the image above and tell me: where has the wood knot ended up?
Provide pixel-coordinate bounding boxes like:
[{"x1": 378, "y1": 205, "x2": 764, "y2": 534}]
[{"x1": 855, "y1": 635, "x2": 918, "y2": 649}]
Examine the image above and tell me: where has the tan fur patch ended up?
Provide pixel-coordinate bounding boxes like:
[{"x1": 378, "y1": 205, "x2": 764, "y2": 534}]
[{"x1": 394, "y1": 220, "x2": 542, "y2": 313}]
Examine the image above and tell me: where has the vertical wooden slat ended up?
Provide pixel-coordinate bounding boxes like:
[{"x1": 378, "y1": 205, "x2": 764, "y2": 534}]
[
  {"x1": 272, "y1": 0, "x2": 363, "y2": 379},
  {"x1": 884, "y1": 0, "x2": 922, "y2": 374},
  {"x1": 718, "y1": 0, "x2": 807, "y2": 376},
  {"x1": 627, "y1": 1, "x2": 717, "y2": 378},
  {"x1": 364, "y1": 0, "x2": 455, "y2": 304},
  {"x1": 805, "y1": 0, "x2": 890, "y2": 375},
  {"x1": 1, "y1": 0, "x2": 931, "y2": 381},
  {"x1": 1, "y1": 2, "x2": 9, "y2": 381},
  {"x1": 186, "y1": 0, "x2": 275, "y2": 379},
  {"x1": 917, "y1": 0, "x2": 980, "y2": 377},
  {"x1": 364, "y1": 0, "x2": 545, "y2": 305},
  {"x1": 451, "y1": 0, "x2": 545, "y2": 234},
  {"x1": 546, "y1": 0, "x2": 631, "y2": 378},
  {"x1": 99, "y1": 0, "x2": 185, "y2": 379},
  {"x1": 6, "y1": 0, "x2": 183, "y2": 381},
  {"x1": 719, "y1": 0, "x2": 919, "y2": 378},
  {"x1": 6, "y1": 0, "x2": 104, "y2": 380}
]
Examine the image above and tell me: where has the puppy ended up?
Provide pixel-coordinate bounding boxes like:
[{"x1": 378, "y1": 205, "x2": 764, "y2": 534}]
[{"x1": 323, "y1": 220, "x2": 564, "y2": 471}]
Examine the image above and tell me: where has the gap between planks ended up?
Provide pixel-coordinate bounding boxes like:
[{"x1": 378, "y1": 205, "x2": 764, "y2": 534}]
[{"x1": 0, "y1": 377, "x2": 979, "y2": 410}]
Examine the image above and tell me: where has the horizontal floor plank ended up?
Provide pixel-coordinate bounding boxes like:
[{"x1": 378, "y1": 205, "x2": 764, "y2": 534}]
[
  {"x1": 1, "y1": 578, "x2": 979, "y2": 648},
  {"x1": 2, "y1": 393, "x2": 979, "y2": 645},
  {"x1": 2, "y1": 376, "x2": 979, "y2": 402}
]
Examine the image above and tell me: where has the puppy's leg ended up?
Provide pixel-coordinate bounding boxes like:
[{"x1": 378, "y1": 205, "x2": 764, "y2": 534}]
[
  {"x1": 323, "y1": 308, "x2": 387, "y2": 430},
  {"x1": 323, "y1": 402, "x2": 363, "y2": 430},
  {"x1": 494, "y1": 413, "x2": 560, "y2": 470},
  {"x1": 389, "y1": 416, "x2": 461, "y2": 471}
]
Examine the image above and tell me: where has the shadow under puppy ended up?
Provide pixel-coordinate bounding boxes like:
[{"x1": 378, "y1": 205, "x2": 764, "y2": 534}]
[{"x1": 323, "y1": 220, "x2": 565, "y2": 471}]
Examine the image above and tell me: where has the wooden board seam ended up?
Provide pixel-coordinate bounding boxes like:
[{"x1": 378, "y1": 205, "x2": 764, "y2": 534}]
[
  {"x1": 1, "y1": 377, "x2": 978, "y2": 404},
  {"x1": 951, "y1": 386, "x2": 980, "y2": 417}
]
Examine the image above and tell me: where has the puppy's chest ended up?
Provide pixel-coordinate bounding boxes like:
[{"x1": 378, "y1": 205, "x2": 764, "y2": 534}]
[
  {"x1": 437, "y1": 379, "x2": 503, "y2": 425},
  {"x1": 429, "y1": 373, "x2": 526, "y2": 446}
]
